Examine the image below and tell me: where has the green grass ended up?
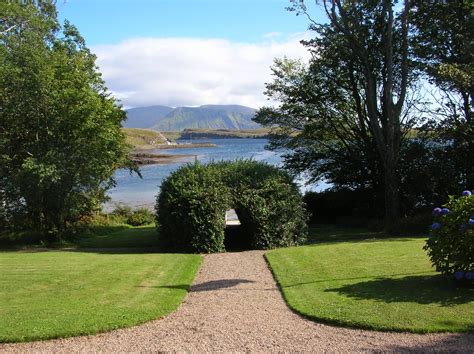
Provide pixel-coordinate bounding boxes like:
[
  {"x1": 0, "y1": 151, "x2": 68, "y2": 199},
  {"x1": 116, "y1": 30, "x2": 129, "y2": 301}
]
[
  {"x1": 77, "y1": 224, "x2": 159, "y2": 249},
  {"x1": 266, "y1": 230, "x2": 474, "y2": 333},
  {"x1": 306, "y1": 224, "x2": 387, "y2": 244},
  {"x1": 0, "y1": 225, "x2": 202, "y2": 343},
  {"x1": 122, "y1": 127, "x2": 168, "y2": 149}
]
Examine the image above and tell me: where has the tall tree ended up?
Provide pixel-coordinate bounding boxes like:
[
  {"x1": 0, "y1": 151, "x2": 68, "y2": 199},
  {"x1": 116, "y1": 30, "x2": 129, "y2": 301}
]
[
  {"x1": 256, "y1": 0, "x2": 414, "y2": 230},
  {"x1": 411, "y1": 0, "x2": 473, "y2": 188},
  {"x1": 0, "y1": 1, "x2": 129, "y2": 239}
]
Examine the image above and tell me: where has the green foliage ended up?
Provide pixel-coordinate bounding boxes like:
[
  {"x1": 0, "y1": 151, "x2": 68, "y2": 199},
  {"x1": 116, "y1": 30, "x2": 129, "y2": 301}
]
[
  {"x1": 424, "y1": 194, "x2": 474, "y2": 276},
  {"x1": 110, "y1": 205, "x2": 134, "y2": 220},
  {"x1": 256, "y1": 1, "x2": 416, "y2": 230},
  {"x1": 0, "y1": 2, "x2": 129, "y2": 240},
  {"x1": 126, "y1": 208, "x2": 154, "y2": 226},
  {"x1": 255, "y1": 1, "x2": 473, "y2": 231},
  {"x1": 410, "y1": 0, "x2": 473, "y2": 188},
  {"x1": 411, "y1": 0, "x2": 473, "y2": 99},
  {"x1": 228, "y1": 161, "x2": 309, "y2": 249},
  {"x1": 108, "y1": 206, "x2": 154, "y2": 226},
  {"x1": 157, "y1": 162, "x2": 230, "y2": 253},
  {"x1": 156, "y1": 160, "x2": 308, "y2": 253}
]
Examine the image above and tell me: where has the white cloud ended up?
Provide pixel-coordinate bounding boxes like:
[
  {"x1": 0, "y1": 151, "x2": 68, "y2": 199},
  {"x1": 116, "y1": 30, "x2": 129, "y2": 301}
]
[
  {"x1": 263, "y1": 32, "x2": 282, "y2": 39},
  {"x1": 92, "y1": 34, "x2": 311, "y2": 109}
]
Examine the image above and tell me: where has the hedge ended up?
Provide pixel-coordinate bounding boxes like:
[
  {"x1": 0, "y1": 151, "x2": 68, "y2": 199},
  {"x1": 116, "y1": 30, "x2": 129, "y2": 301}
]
[{"x1": 156, "y1": 160, "x2": 308, "y2": 253}]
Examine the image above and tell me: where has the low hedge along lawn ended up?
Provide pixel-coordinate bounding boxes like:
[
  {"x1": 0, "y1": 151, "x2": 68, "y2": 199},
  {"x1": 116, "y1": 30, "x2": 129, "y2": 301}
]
[{"x1": 156, "y1": 160, "x2": 308, "y2": 253}]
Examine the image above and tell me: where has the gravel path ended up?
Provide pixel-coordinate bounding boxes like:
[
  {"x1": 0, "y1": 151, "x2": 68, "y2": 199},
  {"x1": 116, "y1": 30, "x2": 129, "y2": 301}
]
[{"x1": 1, "y1": 250, "x2": 473, "y2": 352}]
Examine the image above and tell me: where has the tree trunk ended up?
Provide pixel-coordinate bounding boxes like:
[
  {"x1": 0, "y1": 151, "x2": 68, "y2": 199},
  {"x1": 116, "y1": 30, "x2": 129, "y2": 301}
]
[{"x1": 384, "y1": 163, "x2": 400, "y2": 233}]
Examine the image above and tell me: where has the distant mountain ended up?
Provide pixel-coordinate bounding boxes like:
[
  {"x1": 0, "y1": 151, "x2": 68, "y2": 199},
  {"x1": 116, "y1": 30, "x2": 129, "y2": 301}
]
[
  {"x1": 124, "y1": 104, "x2": 259, "y2": 131},
  {"x1": 123, "y1": 105, "x2": 174, "y2": 128}
]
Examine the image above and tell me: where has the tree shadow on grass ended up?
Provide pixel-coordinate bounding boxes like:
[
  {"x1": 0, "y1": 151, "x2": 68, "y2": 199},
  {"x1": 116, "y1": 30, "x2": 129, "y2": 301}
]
[
  {"x1": 326, "y1": 275, "x2": 474, "y2": 306},
  {"x1": 136, "y1": 279, "x2": 256, "y2": 292},
  {"x1": 306, "y1": 225, "x2": 427, "y2": 245}
]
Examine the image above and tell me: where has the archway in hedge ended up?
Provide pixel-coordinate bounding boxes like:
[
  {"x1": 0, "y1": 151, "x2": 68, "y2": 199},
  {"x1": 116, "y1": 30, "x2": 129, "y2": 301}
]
[
  {"x1": 224, "y1": 209, "x2": 249, "y2": 251},
  {"x1": 156, "y1": 160, "x2": 308, "y2": 253}
]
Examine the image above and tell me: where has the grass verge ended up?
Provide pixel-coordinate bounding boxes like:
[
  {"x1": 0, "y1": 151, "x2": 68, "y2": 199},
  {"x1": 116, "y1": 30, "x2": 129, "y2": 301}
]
[{"x1": 266, "y1": 229, "x2": 474, "y2": 333}]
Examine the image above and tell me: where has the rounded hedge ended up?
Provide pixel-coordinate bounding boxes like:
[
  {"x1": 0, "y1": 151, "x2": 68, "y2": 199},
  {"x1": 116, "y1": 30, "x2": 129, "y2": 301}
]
[
  {"x1": 156, "y1": 160, "x2": 308, "y2": 253},
  {"x1": 424, "y1": 191, "x2": 474, "y2": 281}
]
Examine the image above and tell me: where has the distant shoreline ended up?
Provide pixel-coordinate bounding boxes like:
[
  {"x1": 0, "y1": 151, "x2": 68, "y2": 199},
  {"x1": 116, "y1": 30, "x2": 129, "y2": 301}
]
[
  {"x1": 165, "y1": 128, "x2": 271, "y2": 140},
  {"x1": 145, "y1": 142, "x2": 217, "y2": 149},
  {"x1": 131, "y1": 142, "x2": 216, "y2": 165},
  {"x1": 130, "y1": 152, "x2": 195, "y2": 165}
]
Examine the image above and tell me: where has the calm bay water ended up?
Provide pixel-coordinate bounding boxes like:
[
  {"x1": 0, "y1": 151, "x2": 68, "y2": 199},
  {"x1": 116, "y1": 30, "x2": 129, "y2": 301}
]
[{"x1": 106, "y1": 138, "x2": 324, "y2": 210}]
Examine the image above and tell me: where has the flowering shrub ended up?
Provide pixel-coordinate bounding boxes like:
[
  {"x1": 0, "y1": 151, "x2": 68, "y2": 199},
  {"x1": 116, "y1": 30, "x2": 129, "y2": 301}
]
[{"x1": 424, "y1": 191, "x2": 474, "y2": 281}]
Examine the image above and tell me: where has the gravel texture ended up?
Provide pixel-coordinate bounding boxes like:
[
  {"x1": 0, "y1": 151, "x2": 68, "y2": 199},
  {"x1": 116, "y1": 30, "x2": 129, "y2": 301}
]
[{"x1": 1, "y1": 250, "x2": 473, "y2": 352}]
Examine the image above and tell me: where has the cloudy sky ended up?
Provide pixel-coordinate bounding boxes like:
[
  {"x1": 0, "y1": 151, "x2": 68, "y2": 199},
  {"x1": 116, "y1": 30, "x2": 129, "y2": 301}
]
[{"x1": 57, "y1": 0, "x2": 324, "y2": 109}]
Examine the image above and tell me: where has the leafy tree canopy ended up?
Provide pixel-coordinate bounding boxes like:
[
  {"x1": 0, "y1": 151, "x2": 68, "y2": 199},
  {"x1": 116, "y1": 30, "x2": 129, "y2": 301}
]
[
  {"x1": 255, "y1": 0, "x2": 473, "y2": 231},
  {"x1": 0, "y1": 1, "x2": 130, "y2": 240}
]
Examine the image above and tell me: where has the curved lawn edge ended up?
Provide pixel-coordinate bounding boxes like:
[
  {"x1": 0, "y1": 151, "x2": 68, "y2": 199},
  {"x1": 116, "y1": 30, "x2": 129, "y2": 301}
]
[
  {"x1": 264, "y1": 239, "x2": 474, "y2": 334},
  {"x1": 0, "y1": 252, "x2": 203, "y2": 343},
  {"x1": 263, "y1": 252, "x2": 396, "y2": 332}
]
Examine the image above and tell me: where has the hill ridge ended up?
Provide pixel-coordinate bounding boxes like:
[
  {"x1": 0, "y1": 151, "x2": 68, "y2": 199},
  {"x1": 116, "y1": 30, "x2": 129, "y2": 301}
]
[{"x1": 125, "y1": 104, "x2": 259, "y2": 131}]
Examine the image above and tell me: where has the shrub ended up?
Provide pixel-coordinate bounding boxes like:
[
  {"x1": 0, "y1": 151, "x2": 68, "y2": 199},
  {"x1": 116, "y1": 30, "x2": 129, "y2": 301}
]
[
  {"x1": 156, "y1": 160, "x2": 308, "y2": 253},
  {"x1": 110, "y1": 205, "x2": 133, "y2": 223},
  {"x1": 127, "y1": 208, "x2": 154, "y2": 226},
  {"x1": 236, "y1": 176, "x2": 307, "y2": 249},
  {"x1": 109, "y1": 205, "x2": 154, "y2": 226},
  {"x1": 157, "y1": 162, "x2": 230, "y2": 253},
  {"x1": 424, "y1": 191, "x2": 474, "y2": 280}
]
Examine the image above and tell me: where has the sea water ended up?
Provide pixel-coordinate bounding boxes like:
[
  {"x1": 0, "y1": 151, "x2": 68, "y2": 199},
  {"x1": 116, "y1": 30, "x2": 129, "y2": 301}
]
[{"x1": 105, "y1": 138, "x2": 326, "y2": 210}]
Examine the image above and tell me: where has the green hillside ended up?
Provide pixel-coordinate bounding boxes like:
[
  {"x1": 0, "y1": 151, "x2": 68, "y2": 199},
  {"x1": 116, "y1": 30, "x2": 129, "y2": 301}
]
[
  {"x1": 124, "y1": 105, "x2": 174, "y2": 128},
  {"x1": 122, "y1": 128, "x2": 169, "y2": 149},
  {"x1": 152, "y1": 105, "x2": 258, "y2": 131}
]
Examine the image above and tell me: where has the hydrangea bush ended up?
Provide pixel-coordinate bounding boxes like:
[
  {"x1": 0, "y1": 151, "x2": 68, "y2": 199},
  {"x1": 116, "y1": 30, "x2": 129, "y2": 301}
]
[{"x1": 424, "y1": 190, "x2": 474, "y2": 281}]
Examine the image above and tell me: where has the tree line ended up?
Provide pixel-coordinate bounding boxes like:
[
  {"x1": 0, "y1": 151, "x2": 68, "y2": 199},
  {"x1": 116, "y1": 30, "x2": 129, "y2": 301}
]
[
  {"x1": 255, "y1": 0, "x2": 473, "y2": 232},
  {"x1": 0, "y1": 1, "x2": 132, "y2": 240}
]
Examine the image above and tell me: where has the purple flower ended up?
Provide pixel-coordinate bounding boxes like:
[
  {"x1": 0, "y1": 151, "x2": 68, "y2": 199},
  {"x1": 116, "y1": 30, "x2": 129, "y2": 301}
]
[
  {"x1": 462, "y1": 190, "x2": 472, "y2": 196},
  {"x1": 469, "y1": 218, "x2": 474, "y2": 226},
  {"x1": 431, "y1": 222, "x2": 442, "y2": 230},
  {"x1": 465, "y1": 272, "x2": 474, "y2": 281},
  {"x1": 459, "y1": 224, "x2": 467, "y2": 234},
  {"x1": 441, "y1": 208, "x2": 450, "y2": 215},
  {"x1": 432, "y1": 207, "x2": 442, "y2": 217},
  {"x1": 454, "y1": 271, "x2": 465, "y2": 280}
]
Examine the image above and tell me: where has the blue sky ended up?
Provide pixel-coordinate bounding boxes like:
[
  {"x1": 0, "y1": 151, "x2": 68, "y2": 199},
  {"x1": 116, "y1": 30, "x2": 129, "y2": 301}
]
[
  {"x1": 57, "y1": 0, "x2": 318, "y2": 45},
  {"x1": 56, "y1": 0, "x2": 323, "y2": 108}
]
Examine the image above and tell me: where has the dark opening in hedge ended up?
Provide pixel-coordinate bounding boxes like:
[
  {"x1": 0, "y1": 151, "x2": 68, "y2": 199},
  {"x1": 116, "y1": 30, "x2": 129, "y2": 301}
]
[{"x1": 155, "y1": 160, "x2": 308, "y2": 253}]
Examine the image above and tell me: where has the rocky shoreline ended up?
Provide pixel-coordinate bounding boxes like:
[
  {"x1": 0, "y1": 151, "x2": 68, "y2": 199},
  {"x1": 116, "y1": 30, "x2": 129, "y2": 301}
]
[
  {"x1": 130, "y1": 152, "x2": 196, "y2": 165},
  {"x1": 130, "y1": 142, "x2": 216, "y2": 165}
]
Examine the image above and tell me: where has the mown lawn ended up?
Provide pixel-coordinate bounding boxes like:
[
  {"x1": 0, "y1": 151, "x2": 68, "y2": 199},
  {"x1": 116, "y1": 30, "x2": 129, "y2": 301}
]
[
  {"x1": 76, "y1": 224, "x2": 159, "y2": 249},
  {"x1": 0, "y1": 226, "x2": 202, "y2": 343},
  {"x1": 266, "y1": 230, "x2": 474, "y2": 333}
]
